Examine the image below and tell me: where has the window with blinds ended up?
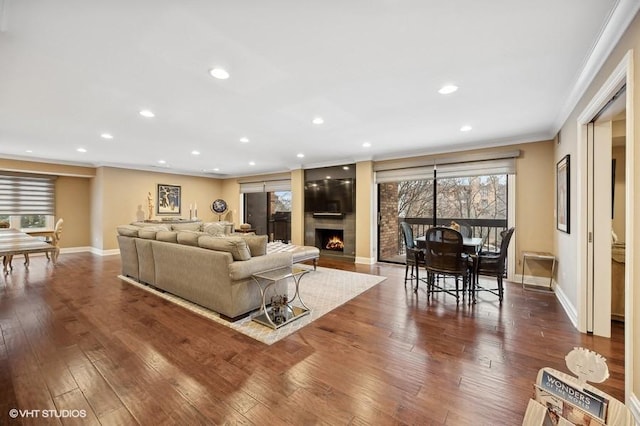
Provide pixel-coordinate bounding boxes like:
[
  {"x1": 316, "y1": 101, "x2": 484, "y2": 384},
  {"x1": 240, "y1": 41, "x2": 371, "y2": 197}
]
[{"x1": 0, "y1": 173, "x2": 56, "y2": 215}]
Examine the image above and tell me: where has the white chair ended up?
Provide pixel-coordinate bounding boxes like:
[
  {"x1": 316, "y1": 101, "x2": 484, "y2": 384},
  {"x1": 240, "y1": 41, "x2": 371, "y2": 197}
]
[{"x1": 23, "y1": 218, "x2": 64, "y2": 267}]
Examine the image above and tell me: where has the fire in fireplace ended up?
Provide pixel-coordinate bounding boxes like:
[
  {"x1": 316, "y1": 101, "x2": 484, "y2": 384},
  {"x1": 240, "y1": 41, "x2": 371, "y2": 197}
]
[
  {"x1": 316, "y1": 229, "x2": 344, "y2": 252},
  {"x1": 325, "y1": 235, "x2": 344, "y2": 251}
]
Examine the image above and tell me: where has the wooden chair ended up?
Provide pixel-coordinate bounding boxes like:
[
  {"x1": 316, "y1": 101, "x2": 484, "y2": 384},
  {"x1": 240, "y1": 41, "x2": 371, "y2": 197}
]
[
  {"x1": 23, "y1": 218, "x2": 64, "y2": 267},
  {"x1": 471, "y1": 227, "x2": 515, "y2": 302},
  {"x1": 400, "y1": 222, "x2": 425, "y2": 288},
  {"x1": 422, "y1": 227, "x2": 469, "y2": 303}
]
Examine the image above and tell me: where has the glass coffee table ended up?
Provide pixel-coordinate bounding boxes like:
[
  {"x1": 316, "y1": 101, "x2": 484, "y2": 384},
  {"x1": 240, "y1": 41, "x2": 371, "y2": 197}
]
[{"x1": 251, "y1": 266, "x2": 311, "y2": 329}]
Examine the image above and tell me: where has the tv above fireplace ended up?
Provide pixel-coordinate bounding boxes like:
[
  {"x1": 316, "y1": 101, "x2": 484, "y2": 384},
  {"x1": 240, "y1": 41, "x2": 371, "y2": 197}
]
[{"x1": 304, "y1": 178, "x2": 354, "y2": 213}]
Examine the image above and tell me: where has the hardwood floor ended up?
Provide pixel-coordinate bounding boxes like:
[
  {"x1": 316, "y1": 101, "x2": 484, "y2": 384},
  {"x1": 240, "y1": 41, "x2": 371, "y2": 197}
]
[{"x1": 0, "y1": 253, "x2": 624, "y2": 425}]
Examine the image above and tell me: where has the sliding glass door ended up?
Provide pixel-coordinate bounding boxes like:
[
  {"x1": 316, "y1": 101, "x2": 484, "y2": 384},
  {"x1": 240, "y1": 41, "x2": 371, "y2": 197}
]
[
  {"x1": 378, "y1": 174, "x2": 508, "y2": 263},
  {"x1": 244, "y1": 191, "x2": 292, "y2": 242}
]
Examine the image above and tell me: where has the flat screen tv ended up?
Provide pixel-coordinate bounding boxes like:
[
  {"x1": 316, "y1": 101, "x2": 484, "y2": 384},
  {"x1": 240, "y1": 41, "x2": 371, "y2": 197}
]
[{"x1": 304, "y1": 179, "x2": 354, "y2": 213}]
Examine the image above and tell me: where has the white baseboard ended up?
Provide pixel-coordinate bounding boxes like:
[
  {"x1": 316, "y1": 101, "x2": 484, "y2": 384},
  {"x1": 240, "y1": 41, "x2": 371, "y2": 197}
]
[
  {"x1": 355, "y1": 256, "x2": 375, "y2": 265},
  {"x1": 554, "y1": 282, "x2": 579, "y2": 330},
  {"x1": 10, "y1": 247, "x2": 121, "y2": 257},
  {"x1": 629, "y1": 393, "x2": 640, "y2": 424},
  {"x1": 89, "y1": 247, "x2": 120, "y2": 256},
  {"x1": 513, "y1": 274, "x2": 579, "y2": 330},
  {"x1": 513, "y1": 273, "x2": 553, "y2": 289}
]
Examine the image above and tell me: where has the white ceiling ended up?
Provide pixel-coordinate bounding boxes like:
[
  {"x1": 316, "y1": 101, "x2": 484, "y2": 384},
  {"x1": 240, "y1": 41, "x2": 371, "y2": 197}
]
[{"x1": 0, "y1": 1, "x2": 637, "y2": 177}]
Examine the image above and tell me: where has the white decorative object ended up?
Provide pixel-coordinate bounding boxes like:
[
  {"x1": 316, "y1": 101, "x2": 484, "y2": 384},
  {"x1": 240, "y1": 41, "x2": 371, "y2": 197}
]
[{"x1": 565, "y1": 347, "x2": 610, "y2": 384}]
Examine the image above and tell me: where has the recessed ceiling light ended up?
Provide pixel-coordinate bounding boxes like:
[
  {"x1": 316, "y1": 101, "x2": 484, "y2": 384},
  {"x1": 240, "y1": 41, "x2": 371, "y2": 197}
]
[
  {"x1": 239, "y1": 137, "x2": 249, "y2": 143},
  {"x1": 312, "y1": 117, "x2": 324, "y2": 125},
  {"x1": 77, "y1": 148, "x2": 87, "y2": 153},
  {"x1": 158, "y1": 160, "x2": 166, "y2": 164},
  {"x1": 460, "y1": 125, "x2": 473, "y2": 132},
  {"x1": 213, "y1": 168, "x2": 220, "y2": 172},
  {"x1": 25, "y1": 149, "x2": 33, "y2": 153},
  {"x1": 297, "y1": 153, "x2": 305, "y2": 158},
  {"x1": 362, "y1": 142, "x2": 371, "y2": 148},
  {"x1": 438, "y1": 85, "x2": 458, "y2": 94},
  {"x1": 342, "y1": 166, "x2": 349, "y2": 170},
  {"x1": 139, "y1": 109, "x2": 155, "y2": 118},
  {"x1": 209, "y1": 68, "x2": 230, "y2": 80},
  {"x1": 326, "y1": 176, "x2": 331, "y2": 179},
  {"x1": 249, "y1": 161, "x2": 256, "y2": 166},
  {"x1": 191, "y1": 150, "x2": 200, "y2": 155},
  {"x1": 100, "y1": 133, "x2": 113, "y2": 140}
]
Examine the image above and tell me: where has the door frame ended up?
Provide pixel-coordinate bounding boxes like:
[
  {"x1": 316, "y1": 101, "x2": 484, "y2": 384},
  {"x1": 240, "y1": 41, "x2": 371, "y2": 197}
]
[{"x1": 576, "y1": 50, "x2": 634, "y2": 401}]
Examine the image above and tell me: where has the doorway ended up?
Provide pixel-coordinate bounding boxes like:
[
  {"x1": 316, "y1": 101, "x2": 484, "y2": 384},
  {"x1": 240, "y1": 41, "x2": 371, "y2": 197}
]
[{"x1": 576, "y1": 50, "x2": 633, "y2": 401}]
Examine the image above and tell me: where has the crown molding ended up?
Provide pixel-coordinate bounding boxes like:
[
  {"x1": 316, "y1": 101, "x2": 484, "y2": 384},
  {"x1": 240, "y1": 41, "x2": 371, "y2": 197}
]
[{"x1": 553, "y1": 0, "x2": 640, "y2": 132}]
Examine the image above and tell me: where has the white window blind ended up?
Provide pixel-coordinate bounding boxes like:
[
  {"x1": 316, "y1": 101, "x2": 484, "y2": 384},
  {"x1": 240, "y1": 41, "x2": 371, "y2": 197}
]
[
  {"x1": 375, "y1": 166, "x2": 434, "y2": 183},
  {"x1": 436, "y1": 158, "x2": 516, "y2": 179},
  {"x1": 0, "y1": 173, "x2": 56, "y2": 215},
  {"x1": 374, "y1": 150, "x2": 519, "y2": 183},
  {"x1": 240, "y1": 179, "x2": 291, "y2": 193}
]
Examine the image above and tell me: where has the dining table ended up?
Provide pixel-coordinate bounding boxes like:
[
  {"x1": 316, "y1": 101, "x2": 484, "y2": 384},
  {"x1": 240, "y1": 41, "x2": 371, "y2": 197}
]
[
  {"x1": 415, "y1": 235, "x2": 484, "y2": 254},
  {"x1": 0, "y1": 228, "x2": 58, "y2": 273}
]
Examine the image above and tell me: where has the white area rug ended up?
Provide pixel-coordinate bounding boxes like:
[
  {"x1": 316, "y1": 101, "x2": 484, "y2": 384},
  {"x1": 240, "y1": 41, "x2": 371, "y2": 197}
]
[{"x1": 118, "y1": 266, "x2": 386, "y2": 345}]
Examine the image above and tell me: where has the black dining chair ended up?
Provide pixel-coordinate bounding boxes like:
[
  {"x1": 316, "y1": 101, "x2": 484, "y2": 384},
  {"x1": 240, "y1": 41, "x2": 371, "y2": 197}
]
[
  {"x1": 400, "y1": 222, "x2": 425, "y2": 288},
  {"x1": 472, "y1": 227, "x2": 515, "y2": 302},
  {"x1": 422, "y1": 227, "x2": 470, "y2": 303}
]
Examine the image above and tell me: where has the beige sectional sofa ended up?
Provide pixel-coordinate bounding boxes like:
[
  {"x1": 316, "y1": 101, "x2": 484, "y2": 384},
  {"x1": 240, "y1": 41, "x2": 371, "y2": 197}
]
[
  {"x1": 118, "y1": 225, "x2": 293, "y2": 320},
  {"x1": 117, "y1": 222, "x2": 295, "y2": 320}
]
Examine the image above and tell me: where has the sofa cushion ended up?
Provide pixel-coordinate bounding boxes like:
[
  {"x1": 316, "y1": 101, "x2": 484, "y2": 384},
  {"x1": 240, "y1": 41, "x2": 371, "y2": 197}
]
[
  {"x1": 171, "y1": 222, "x2": 202, "y2": 232},
  {"x1": 117, "y1": 225, "x2": 140, "y2": 237},
  {"x1": 177, "y1": 230, "x2": 206, "y2": 246},
  {"x1": 156, "y1": 230, "x2": 179, "y2": 243},
  {"x1": 240, "y1": 234, "x2": 268, "y2": 257},
  {"x1": 138, "y1": 225, "x2": 170, "y2": 239},
  {"x1": 203, "y1": 222, "x2": 227, "y2": 237},
  {"x1": 198, "y1": 236, "x2": 251, "y2": 261},
  {"x1": 130, "y1": 221, "x2": 172, "y2": 228}
]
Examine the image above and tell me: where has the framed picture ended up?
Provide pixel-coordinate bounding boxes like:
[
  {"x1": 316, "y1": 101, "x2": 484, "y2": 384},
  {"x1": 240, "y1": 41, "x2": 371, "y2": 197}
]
[
  {"x1": 157, "y1": 184, "x2": 181, "y2": 215},
  {"x1": 556, "y1": 155, "x2": 570, "y2": 233}
]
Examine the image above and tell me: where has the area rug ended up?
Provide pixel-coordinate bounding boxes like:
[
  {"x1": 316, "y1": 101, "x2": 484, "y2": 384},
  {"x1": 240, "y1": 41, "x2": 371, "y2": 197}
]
[{"x1": 118, "y1": 266, "x2": 386, "y2": 345}]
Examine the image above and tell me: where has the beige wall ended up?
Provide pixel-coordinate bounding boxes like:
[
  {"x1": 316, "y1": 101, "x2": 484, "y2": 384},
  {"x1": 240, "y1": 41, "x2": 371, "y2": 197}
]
[
  {"x1": 290, "y1": 169, "x2": 305, "y2": 246},
  {"x1": 55, "y1": 176, "x2": 91, "y2": 248},
  {"x1": 0, "y1": 158, "x2": 95, "y2": 177},
  {"x1": 355, "y1": 161, "x2": 374, "y2": 262},
  {"x1": 514, "y1": 141, "x2": 555, "y2": 276},
  {"x1": 97, "y1": 167, "x2": 222, "y2": 250},
  {"x1": 556, "y1": 8, "x2": 639, "y2": 403}
]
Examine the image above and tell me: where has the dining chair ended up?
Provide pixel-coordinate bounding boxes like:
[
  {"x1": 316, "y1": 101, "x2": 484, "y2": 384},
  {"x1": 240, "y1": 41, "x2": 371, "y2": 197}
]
[
  {"x1": 23, "y1": 218, "x2": 64, "y2": 267},
  {"x1": 472, "y1": 227, "x2": 515, "y2": 302},
  {"x1": 422, "y1": 227, "x2": 470, "y2": 303},
  {"x1": 400, "y1": 222, "x2": 425, "y2": 288}
]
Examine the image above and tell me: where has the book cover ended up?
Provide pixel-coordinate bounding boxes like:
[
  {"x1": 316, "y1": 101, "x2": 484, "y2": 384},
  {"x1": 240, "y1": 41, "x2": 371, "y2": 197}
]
[
  {"x1": 539, "y1": 370, "x2": 608, "y2": 421},
  {"x1": 534, "y1": 384, "x2": 605, "y2": 426}
]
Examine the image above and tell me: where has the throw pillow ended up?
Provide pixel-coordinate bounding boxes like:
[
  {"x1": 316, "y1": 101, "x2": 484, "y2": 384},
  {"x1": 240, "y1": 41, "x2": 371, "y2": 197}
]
[
  {"x1": 240, "y1": 234, "x2": 268, "y2": 257},
  {"x1": 117, "y1": 225, "x2": 139, "y2": 237},
  {"x1": 137, "y1": 225, "x2": 171, "y2": 239},
  {"x1": 156, "y1": 230, "x2": 178, "y2": 243},
  {"x1": 176, "y1": 230, "x2": 206, "y2": 246},
  {"x1": 171, "y1": 222, "x2": 202, "y2": 232},
  {"x1": 198, "y1": 236, "x2": 251, "y2": 261},
  {"x1": 203, "y1": 222, "x2": 227, "y2": 237}
]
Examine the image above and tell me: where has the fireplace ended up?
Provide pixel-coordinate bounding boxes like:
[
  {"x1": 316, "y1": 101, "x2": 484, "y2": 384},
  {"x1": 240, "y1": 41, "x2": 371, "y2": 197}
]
[{"x1": 316, "y1": 229, "x2": 344, "y2": 252}]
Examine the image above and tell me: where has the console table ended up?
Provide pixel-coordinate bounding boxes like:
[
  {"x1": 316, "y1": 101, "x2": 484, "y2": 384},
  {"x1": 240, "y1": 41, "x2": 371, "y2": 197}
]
[
  {"x1": 251, "y1": 266, "x2": 310, "y2": 329},
  {"x1": 144, "y1": 219, "x2": 202, "y2": 224},
  {"x1": 521, "y1": 251, "x2": 556, "y2": 292}
]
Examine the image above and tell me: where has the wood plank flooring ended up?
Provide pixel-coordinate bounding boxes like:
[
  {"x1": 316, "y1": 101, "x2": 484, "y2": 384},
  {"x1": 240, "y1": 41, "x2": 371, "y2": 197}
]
[{"x1": 0, "y1": 253, "x2": 624, "y2": 425}]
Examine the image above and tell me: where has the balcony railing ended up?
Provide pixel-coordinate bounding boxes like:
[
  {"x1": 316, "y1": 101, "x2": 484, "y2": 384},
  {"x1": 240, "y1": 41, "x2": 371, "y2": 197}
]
[{"x1": 397, "y1": 217, "x2": 508, "y2": 256}]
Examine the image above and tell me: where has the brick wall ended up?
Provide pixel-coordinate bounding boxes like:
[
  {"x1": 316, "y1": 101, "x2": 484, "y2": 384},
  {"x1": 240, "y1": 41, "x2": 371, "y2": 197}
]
[{"x1": 379, "y1": 183, "x2": 400, "y2": 260}]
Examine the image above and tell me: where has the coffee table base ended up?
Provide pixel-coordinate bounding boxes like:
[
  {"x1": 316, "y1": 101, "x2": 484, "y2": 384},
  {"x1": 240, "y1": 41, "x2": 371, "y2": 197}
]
[{"x1": 252, "y1": 305, "x2": 310, "y2": 329}]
